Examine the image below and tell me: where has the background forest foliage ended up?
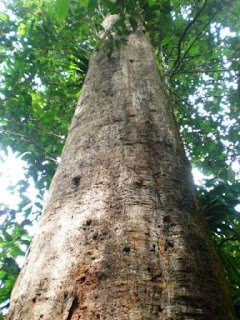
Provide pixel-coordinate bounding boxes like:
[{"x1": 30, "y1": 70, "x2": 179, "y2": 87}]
[{"x1": 0, "y1": 0, "x2": 239, "y2": 318}]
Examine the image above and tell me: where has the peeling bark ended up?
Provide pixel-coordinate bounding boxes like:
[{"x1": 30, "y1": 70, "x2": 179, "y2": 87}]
[{"x1": 7, "y1": 31, "x2": 236, "y2": 320}]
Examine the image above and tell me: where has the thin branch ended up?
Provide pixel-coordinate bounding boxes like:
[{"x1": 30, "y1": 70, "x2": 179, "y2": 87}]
[
  {"x1": 171, "y1": 9, "x2": 219, "y2": 77},
  {"x1": 172, "y1": 0, "x2": 208, "y2": 72},
  {"x1": 168, "y1": 54, "x2": 202, "y2": 62},
  {"x1": 173, "y1": 68, "x2": 240, "y2": 75},
  {"x1": 6, "y1": 119, "x2": 66, "y2": 140},
  {"x1": 175, "y1": 100, "x2": 192, "y2": 119},
  {"x1": 171, "y1": 0, "x2": 236, "y2": 77},
  {"x1": 170, "y1": 90, "x2": 193, "y2": 118},
  {"x1": 219, "y1": 235, "x2": 240, "y2": 247},
  {"x1": 175, "y1": 92, "x2": 238, "y2": 102},
  {"x1": 0, "y1": 129, "x2": 58, "y2": 163}
]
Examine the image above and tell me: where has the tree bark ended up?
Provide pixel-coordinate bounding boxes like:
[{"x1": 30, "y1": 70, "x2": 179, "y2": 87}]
[{"x1": 7, "y1": 31, "x2": 236, "y2": 320}]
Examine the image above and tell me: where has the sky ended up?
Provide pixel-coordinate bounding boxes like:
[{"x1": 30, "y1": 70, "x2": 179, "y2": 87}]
[
  {"x1": 0, "y1": 149, "x2": 30, "y2": 211},
  {"x1": 0, "y1": 148, "x2": 39, "y2": 229}
]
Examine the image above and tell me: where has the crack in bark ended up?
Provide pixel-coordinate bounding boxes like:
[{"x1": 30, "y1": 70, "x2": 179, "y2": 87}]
[{"x1": 66, "y1": 297, "x2": 78, "y2": 320}]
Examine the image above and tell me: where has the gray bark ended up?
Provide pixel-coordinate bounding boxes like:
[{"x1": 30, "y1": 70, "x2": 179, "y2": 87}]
[{"x1": 7, "y1": 31, "x2": 236, "y2": 320}]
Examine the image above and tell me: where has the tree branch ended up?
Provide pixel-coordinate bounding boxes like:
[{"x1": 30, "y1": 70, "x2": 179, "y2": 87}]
[
  {"x1": 0, "y1": 129, "x2": 58, "y2": 163},
  {"x1": 172, "y1": 0, "x2": 208, "y2": 72},
  {"x1": 174, "y1": 92, "x2": 238, "y2": 102},
  {"x1": 173, "y1": 68, "x2": 240, "y2": 75}
]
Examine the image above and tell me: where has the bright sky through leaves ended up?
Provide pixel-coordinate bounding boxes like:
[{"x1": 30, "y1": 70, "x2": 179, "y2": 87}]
[{"x1": 0, "y1": 149, "x2": 38, "y2": 211}]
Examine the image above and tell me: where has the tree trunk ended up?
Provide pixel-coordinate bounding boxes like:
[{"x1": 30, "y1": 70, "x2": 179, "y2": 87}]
[{"x1": 7, "y1": 31, "x2": 236, "y2": 320}]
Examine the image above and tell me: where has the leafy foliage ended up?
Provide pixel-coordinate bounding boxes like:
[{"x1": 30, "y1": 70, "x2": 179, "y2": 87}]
[
  {"x1": 199, "y1": 180, "x2": 240, "y2": 313},
  {"x1": 0, "y1": 0, "x2": 239, "y2": 316},
  {"x1": 55, "y1": 0, "x2": 71, "y2": 22}
]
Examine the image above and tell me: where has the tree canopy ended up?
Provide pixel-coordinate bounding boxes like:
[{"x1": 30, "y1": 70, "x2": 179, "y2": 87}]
[{"x1": 0, "y1": 0, "x2": 239, "y2": 317}]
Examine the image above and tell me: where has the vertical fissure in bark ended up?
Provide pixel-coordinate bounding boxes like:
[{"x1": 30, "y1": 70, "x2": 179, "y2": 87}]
[
  {"x1": 7, "y1": 30, "x2": 236, "y2": 320},
  {"x1": 65, "y1": 298, "x2": 78, "y2": 320}
]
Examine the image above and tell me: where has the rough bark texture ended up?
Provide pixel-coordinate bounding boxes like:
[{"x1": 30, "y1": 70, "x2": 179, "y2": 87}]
[{"x1": 7, "y1": 31, "x2": 236, "y2": 320}]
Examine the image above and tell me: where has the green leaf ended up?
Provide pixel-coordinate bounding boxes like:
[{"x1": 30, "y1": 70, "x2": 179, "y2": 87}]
[
  {"x1": 227, "y1": 167, "x2": 236, "y2": 184},
  {"x1": 0, "y1": 13, "x2": 8, "y2": 21},
  {"x1": 34, "y1": 202, "x2": 43, "y2": 210},
  {"x1": 87, "y1": 0, "x2": 97, "y2": 11},
  {"x1": 0, "y1": 120, "x2": 8, "y2": 126},
  {"x1": 189, "y1": 44, "x2": 200, "y2": 55},
  {"x1": 55, "y1": 0, "x2": 71, "y2": 22},
  {"x1": 80, "y1": 0, "x2": 89, "y2": 5},
  {"x1": 0, "y1": 242, "x2": 8, "y2": 248},
  {"x1": 0, "y1": 270, "x2": 7, "y2": 278},
  {"x1": 18, "y1": 23, "x2": 26, "y2": 36},
  {"x1": 129, "y1": 17, "x2": 138, "y2": 31},
  {"x1": 148, "y1": 0, "x2": 156, "y2": 7},
  {"x1": 21, "y1": 219, "x2": 32, "y2": 227},
  {"x1": 162, "y1": 36, "x2": 171, "y2": 46}
]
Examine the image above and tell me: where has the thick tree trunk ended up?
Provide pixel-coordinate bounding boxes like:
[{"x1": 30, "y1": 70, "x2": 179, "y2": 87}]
[{"x1": 7, "y1": 31, "x2": 236, "y2": 320}]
